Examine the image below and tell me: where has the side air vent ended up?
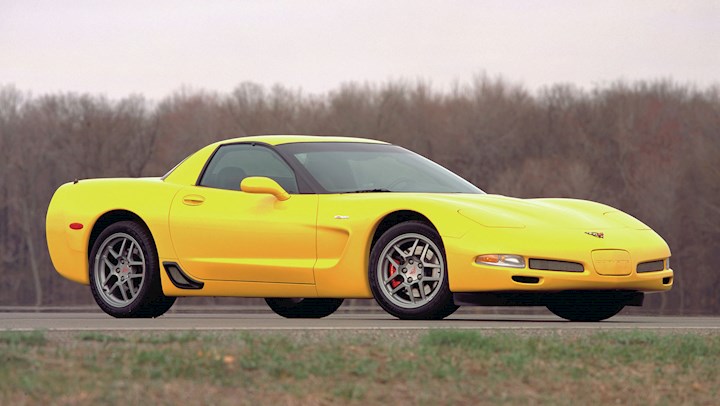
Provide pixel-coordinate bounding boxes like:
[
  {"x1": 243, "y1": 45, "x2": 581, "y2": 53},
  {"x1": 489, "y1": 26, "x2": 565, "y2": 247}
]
[
  {"x1": 529, "y1": 259, "x2": 584, "y2": 273},
  {"x1": 163, "y1": 262, "x2": 204, "y2": 289},
  {"x1": 637, "y1": 260, "x2": 665, "y2": 273}
]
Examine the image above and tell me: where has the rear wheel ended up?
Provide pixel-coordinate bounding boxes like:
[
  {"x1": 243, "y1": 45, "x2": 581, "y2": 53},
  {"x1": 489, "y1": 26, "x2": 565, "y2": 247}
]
[
  {"x1": 546, "y1": 292, "x2": 625, "y2": 322},
  {"x1": 89, "y1": 221, "x2": 176, "y2": 318},
  {"x1": 265, "y1": 298, "x2": 344, "y2": 318},
  {"x1": 369, "y1": 221, "x2": 458, "y2": 320}
]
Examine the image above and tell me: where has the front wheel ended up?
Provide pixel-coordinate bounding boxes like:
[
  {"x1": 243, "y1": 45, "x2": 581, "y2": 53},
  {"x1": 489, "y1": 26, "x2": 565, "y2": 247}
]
[
  {"x1": 369, "y1": 221, "x2": 458, "y2": 320},
  {"x1": 89, "y1": 221, "x2": 176, "y2": 318},
  {"x1": 546, "y1": 292, "x2": 625, "y2": 322},
  {"x1": 265, "y1": 298, "x2": 344, "y2": 318}
]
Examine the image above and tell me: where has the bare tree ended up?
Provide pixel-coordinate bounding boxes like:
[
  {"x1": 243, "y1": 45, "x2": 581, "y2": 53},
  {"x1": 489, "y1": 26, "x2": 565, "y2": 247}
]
[{"x1": 0, "y1": 79, "x2": 718, "y2": 312}]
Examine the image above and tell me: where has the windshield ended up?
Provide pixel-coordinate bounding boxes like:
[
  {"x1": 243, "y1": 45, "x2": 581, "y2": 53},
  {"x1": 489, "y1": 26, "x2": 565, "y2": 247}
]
[{"x1": 277, "y1": 142, "x2": 484, "y2": 194}]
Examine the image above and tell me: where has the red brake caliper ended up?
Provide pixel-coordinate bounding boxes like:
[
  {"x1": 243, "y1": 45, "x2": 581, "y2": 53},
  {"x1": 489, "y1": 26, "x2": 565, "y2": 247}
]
[{"x1": 389, "y1": 261, "x2": 401, "y2": 288}]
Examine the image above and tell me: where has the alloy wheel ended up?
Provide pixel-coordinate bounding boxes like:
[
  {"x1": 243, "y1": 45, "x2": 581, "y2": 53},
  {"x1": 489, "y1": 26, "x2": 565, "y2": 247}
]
[
  {"x1": 376, "y1": 233, "x2": 445, "y2": 309},
  {"x1": 93, "y1": 232, "x2": 146, "y2": 307}
]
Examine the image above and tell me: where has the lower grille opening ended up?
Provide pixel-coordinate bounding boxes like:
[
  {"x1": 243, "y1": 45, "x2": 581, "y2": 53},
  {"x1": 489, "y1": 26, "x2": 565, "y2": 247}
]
[
  {"x1": 662, "y1": 277, "x2": 673, "y2": 285},
  {"x1": 512, "y1": 275, "x2": 540, "y2": 284},
  {"x1": 529, "y1": 259, "x2": 584, "y2": 273},
  {"x1": 637, "y1": 260, "x2": 665, "y2": 273}
]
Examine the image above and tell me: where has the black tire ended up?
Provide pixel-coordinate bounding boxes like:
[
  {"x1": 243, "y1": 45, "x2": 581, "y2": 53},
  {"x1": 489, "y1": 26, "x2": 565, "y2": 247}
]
[
  {"x1": 265, "y1": 298, "x2": 344, "y2": 318},
  {"x1": 546, "y1": 291, "x2": 625, "y2": 322},
  {"x1": 369, "y1": 221, "x2": 458, "y2": 320},
  {"x1": 89, "y1": 221, "x2": 176, "y2": 318}
]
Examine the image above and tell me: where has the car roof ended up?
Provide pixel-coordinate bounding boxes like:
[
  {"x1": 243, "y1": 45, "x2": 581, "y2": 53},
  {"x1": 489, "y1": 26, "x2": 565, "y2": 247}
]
[
  {"x1": 217, "y1": 135, "x2": 388, "y2": 146},
  {"x1": 163, "y1": 135, "x2": 389, "y2": 186}
]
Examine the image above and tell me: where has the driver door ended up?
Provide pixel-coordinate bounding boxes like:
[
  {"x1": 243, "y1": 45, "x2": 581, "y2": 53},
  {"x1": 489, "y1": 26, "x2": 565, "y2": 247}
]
[{"x1": 168, "y1": 143, "x2": 317, "y2": 284}]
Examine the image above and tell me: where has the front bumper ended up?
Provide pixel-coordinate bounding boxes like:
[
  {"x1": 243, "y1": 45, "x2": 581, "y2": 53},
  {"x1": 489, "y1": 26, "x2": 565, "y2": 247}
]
[
  {"x1": 445, "y1": 226, "x2": 674, "y2": 293},
  {"x1": 454, "y1": 290, "x2": 646, "y2": 307}
]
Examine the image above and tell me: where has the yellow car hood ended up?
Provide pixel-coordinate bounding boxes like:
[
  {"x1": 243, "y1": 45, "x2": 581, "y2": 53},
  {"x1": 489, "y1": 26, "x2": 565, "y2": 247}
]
[{"x1": 421, "y1": 194, "x2": 648, "y2": 230}]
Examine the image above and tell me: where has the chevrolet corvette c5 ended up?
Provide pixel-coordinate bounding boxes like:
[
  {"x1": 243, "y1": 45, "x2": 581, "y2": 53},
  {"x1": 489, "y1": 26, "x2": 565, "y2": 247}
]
[{"x1": 46, "y1": 135, "x2": 673, "y2": 321}]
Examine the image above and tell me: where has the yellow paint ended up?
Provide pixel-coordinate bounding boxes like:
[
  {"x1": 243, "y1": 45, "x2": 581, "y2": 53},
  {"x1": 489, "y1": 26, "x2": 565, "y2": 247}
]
[
  {"x1": 46, "y1": 135, "x2": 673, "y2": 299},
  {"x1": 241, "y1": 177, "x2": 290, "y2": 201},
  {"x1": 592, "y1": 250, "x2": 632, "y2": 276},
  {"x1": 168, "y1": 185, "x2": 318, "y2": 285}
]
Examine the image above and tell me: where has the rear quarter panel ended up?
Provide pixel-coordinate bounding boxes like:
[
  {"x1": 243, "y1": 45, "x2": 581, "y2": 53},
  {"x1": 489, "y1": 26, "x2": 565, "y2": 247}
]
[{"x1": 46, "y1": 178, "x2": 183, "y2": 284}]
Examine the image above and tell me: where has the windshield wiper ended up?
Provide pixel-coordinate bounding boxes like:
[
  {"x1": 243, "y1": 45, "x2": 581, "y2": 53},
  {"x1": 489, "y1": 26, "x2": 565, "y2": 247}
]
[{"x1": 348, "y1": 188, "x2": 392, "y2": 193}]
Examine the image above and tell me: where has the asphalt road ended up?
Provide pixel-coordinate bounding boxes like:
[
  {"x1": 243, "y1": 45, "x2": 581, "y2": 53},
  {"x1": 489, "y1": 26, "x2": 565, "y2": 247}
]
[{"x1": 1, "y1": 312, "x2": 719, "y2": 331}]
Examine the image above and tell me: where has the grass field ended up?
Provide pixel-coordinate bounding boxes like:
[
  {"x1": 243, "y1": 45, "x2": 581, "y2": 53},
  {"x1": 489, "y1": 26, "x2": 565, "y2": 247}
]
[{"x1": 1, "y1": 329, "x2": 718, "y2": 405}]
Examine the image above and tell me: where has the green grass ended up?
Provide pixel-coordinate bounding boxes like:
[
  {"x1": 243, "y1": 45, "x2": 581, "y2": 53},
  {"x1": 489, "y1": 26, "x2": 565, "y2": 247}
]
[
  {"x1": 77, "y1": 332, "x2": 127, "y2": 343},
  {"x1": 0, "y1": 330, "x2": 46, "y2": 346},
  {"x1": 1, "y1": 330, "x2": 718, "y2": 405}
]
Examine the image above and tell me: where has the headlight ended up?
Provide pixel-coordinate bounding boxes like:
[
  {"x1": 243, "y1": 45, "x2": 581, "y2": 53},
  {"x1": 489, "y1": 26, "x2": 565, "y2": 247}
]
[{"x1": 475, "y1": 254, "x2": 525, "y2": 268}]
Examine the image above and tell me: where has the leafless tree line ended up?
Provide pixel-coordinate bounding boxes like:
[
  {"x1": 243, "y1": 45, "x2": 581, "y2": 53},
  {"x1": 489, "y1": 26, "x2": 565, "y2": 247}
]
[{"x1": 0, "y1": 77, "x2": 718, "y2": 313}]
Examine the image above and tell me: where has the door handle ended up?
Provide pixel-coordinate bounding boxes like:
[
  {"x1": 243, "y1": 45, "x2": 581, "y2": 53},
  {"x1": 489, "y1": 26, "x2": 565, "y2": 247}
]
[{"x1": 182, "y1": 194, "x2": 205, "y2": 206}]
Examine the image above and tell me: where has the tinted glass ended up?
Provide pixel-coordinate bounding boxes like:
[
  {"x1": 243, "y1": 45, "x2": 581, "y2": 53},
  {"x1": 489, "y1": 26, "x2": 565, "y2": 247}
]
[
  {"x1": 199, "y1": 144, "x2": 298, "y2": 193},
  {"x1": 278, "y1": 143, "x2": 482, "y2": 194}
]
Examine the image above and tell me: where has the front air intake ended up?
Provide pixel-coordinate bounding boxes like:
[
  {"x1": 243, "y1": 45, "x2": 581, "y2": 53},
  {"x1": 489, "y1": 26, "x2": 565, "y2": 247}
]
[
  {"x1": 637, "y1": 260, "x2": 665, "y2": 273},
  {"x1": 512, "y1": 275, "x2": 540, "y2": 284},
  {"x1": 529, "y1": 259, "x2": 584, "y2": 273}
]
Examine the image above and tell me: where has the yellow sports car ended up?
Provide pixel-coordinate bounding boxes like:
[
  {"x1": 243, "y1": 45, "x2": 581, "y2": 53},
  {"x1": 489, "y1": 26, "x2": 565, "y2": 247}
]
[{"x1": 46, "y1": 135, "x2": 673, "y2": 321}]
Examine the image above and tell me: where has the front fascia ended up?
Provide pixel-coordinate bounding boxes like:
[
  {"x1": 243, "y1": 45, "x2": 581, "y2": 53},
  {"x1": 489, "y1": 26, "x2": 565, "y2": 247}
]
[{"x1": 446, "y1": 224, "x2": 673, "y2": 293}]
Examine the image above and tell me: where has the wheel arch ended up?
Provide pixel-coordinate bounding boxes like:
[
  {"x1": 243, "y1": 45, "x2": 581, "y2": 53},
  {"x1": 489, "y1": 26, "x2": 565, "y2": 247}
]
[
  {"x1": 367, "y1": 211, "x2": 458, "y2": 320},
  {"x1": 370, "y1": 210, "x2": 440, "y2": 253},
  {"x1": 88, "y1": 210, "x2": 156, "y2": 257}
]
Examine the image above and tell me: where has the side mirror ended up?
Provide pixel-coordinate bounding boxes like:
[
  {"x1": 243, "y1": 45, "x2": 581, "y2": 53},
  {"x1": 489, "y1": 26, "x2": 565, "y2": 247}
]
[{"x1": 240, "y1": 177, "x2": 290, "y2": 201}]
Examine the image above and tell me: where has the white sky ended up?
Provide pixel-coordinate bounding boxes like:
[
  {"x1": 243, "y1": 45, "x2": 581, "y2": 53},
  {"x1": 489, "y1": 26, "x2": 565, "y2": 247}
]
[{"x1": 1, "y1": 0, "x2": 718, "y2": 99}]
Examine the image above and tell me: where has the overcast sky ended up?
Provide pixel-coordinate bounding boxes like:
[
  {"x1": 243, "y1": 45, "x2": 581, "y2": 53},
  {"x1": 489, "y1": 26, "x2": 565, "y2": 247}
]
[{"x1": 1, "y1": 0, "x2": 718, "y2": 99}]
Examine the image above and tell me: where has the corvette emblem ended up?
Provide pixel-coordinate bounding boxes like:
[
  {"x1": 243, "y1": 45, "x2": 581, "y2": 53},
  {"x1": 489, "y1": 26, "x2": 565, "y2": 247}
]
[{"x1": 585, "y1": 231, "x2": 604, "y2": 239}]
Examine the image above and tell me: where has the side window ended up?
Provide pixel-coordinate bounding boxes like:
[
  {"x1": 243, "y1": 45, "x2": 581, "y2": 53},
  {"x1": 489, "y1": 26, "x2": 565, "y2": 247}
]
[{"x1": 199, "y1": 144, "x2": 299, "y2": 193}]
